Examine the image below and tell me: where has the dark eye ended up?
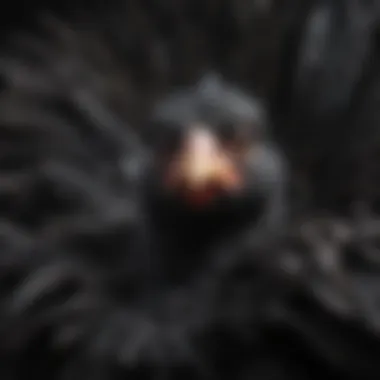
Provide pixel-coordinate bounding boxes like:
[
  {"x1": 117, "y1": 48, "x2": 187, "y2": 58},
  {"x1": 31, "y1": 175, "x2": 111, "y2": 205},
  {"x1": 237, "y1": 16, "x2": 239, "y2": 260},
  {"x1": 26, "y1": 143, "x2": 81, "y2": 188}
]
[
  {"x1": 218, "y1": 121, "x2": 255, "y2": 153},
  {"x1": 148, "y1": 120, "x2": 185, "y2": 153},
  {"x1": 218, "y1": 121, "x2": 236, "y2": 142},
  {"x1": 246, "y1": 121, "x2": 262, "y2": 140}
]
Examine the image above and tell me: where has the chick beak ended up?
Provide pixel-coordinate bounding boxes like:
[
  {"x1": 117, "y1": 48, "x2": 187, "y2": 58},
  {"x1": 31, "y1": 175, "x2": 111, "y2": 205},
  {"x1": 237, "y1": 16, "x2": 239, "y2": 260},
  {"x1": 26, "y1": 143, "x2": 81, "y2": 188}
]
[{"x1": 165, "y1": 127, "x2": 242, "y2": 206}]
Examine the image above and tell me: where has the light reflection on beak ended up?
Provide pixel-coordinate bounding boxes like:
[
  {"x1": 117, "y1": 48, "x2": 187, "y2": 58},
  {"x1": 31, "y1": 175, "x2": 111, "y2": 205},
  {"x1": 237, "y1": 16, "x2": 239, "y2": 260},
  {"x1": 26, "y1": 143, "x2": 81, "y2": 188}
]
[{"x1": 165, "y1": 126, "x2": 242, "y2": 206}]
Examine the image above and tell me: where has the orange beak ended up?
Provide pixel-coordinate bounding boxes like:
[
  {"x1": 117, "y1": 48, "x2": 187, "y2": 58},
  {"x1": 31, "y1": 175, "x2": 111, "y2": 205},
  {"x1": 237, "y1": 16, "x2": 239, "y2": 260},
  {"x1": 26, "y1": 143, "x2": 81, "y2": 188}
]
[{"x1": 165, "y1": 127, "x2": 242, "y2": 206}]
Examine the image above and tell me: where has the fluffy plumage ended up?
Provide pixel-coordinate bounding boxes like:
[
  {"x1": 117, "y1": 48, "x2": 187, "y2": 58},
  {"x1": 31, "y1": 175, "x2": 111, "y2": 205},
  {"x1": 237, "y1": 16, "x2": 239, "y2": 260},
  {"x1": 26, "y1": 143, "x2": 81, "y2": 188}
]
[{"x1": 1, "y1": 3, "x2": 380, "y2": 380}]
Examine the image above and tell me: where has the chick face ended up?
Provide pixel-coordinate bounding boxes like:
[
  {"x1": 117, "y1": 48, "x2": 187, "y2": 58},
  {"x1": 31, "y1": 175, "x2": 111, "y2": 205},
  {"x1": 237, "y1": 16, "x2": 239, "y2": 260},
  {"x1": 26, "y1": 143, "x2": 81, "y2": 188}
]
[{"x1": 146, "y1": 73, "x2": 284, "y2": 218}]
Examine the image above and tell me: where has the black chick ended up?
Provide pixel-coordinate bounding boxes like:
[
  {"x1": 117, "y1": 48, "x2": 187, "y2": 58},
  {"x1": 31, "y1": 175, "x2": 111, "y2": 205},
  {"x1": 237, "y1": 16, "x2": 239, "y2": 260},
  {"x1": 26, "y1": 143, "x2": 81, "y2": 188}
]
[
  {"x1": 0, "y1": 17, "x2": 288, "y2": 378},
  {"x1": 142, "y1": 73, "x2": 288, "y2": 286}
]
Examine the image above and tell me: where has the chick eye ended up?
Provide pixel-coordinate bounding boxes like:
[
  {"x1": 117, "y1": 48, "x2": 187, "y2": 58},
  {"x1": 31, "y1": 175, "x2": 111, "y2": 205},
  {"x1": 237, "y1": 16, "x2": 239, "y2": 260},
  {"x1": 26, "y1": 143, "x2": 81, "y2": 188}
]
[
  {"x1": 218, "y1": 122, "x2": 252, "y2": 155},
  {"x1": 218, "y1": 121, "x2": 236, "y2": 142},
  {"x1": 147, "y1": 120, "x2": 185, "y2": 153}
]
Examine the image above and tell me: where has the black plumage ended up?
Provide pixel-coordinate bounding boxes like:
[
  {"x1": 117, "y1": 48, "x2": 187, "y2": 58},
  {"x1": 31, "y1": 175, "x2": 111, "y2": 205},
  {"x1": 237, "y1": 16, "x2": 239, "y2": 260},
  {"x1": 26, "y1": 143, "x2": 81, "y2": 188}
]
[
  {"x1": 2, "y1": 3, "x2": 380, "y2": 380},
  {"x1": 141, "y1": 73, "x2": 288, "y2": 289},
  {"x1": 0, "y1": 15, "x2": 290, "y2": 380}
]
